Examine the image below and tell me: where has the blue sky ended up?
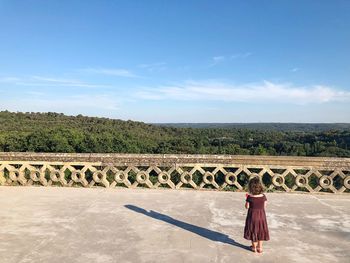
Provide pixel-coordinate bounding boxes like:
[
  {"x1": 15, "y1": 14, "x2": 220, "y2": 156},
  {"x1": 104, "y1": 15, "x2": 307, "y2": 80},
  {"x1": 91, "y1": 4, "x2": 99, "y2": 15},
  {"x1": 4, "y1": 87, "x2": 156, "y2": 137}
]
[{"x1": 0, "y1": 0, "x2": 349, "y2": 122}]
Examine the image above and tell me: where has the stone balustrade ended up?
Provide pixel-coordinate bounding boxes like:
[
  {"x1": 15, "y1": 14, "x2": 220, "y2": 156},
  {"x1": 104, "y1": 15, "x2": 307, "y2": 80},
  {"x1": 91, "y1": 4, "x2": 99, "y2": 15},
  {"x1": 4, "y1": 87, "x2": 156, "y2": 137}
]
[{"x1": 0, "y1": 152, "x2": 349, "y2": 193}]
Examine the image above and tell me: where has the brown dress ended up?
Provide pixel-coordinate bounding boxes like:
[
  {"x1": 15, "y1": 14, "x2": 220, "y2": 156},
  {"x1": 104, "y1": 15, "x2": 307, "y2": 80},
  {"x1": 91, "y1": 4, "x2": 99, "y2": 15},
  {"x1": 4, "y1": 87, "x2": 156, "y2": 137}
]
[{"x1": 244, "y1": 194, "x2": 270, "y2": 241}]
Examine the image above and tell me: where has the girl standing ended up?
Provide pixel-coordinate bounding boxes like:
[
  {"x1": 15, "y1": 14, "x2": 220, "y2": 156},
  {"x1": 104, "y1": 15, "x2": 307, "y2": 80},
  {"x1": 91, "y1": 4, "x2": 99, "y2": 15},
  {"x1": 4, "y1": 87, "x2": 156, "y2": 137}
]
[{"x1": 244, "y1": 176, "x2": 270, "y2": 253}]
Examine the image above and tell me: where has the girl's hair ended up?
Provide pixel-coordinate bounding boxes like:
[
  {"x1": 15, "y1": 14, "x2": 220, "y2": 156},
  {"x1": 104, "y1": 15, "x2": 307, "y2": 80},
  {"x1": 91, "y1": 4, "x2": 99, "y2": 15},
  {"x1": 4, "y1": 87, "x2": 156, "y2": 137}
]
[{"x1": 248, "y1": 176, "x2": 264, "y2": 195}]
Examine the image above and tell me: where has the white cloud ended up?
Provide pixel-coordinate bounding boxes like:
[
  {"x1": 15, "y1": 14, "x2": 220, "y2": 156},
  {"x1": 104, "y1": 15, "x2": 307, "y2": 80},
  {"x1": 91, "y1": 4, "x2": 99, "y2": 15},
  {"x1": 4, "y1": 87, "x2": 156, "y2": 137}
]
[
  {"x1": 0, "y1": 75, "x2": 111, "y2": 88},
  {"x1": 138, "y1": 62, "x2": 166, "y2": 72},
  {"x1": 210, "y1": 52, "x2": 252, "y2": 66},
  {"x1": 0, "y1": 94, "x2": 120, "y2": 114},
  {"x1": 0, "y1": 77, "x2": 21, "y2": 83},
  {"x1": 80, "y1": 68, "x2": 138, "y2": 78},
  {"x1": 210, "y1": 56, "x2": 226, "y2": 66},
  {"x1": 135, "y1": 80, "x2": 350, "y2": 104},
  {"x1": 290, "y1": 67, "x2": 300, "y2": 72},
  {"x1": 231, "y1": 52, "x2": 252, "y2": 59},
  {"x1": 25, "y1": 91, "x2": 45, "y2": 96},
  {"x1": 212, "y1": 56, "x2": 225, "y2": 62},
  {"x1": 31, "y1": 76, "x2": 81, "y2": 83}
]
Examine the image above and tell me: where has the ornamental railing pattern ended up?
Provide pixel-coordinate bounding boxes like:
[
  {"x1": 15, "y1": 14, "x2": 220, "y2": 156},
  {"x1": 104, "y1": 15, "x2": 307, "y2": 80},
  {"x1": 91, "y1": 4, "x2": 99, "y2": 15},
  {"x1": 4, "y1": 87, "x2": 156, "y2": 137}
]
[{"x1": 0, "y1": 152, "x2": 349, "y2": 193}]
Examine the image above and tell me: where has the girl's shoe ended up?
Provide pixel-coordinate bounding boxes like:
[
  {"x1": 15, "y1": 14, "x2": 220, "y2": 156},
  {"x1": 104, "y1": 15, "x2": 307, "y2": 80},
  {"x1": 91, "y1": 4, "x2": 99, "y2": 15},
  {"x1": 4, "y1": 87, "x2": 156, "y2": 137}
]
[
  {"x1": 257, "y1": 247, "x2": 263, "y2": 253},
  {"x1": 250, "y1": 246, "x2": 257, "y2": 253}
]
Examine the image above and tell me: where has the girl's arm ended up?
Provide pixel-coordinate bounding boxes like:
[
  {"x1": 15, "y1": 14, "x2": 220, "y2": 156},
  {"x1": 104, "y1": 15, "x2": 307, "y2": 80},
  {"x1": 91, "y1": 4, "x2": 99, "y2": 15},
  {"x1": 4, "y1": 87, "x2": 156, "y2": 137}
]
[{"x1": 245, "y1": 193, "x2": 249, "y2": 209}]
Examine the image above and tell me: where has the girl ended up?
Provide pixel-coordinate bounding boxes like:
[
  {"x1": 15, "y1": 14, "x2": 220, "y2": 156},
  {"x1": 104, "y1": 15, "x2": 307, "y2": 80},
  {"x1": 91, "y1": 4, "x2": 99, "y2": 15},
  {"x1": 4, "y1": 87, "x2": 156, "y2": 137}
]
[{"x1": 244, "y1": 176, "x2": 270, "y2": 253}]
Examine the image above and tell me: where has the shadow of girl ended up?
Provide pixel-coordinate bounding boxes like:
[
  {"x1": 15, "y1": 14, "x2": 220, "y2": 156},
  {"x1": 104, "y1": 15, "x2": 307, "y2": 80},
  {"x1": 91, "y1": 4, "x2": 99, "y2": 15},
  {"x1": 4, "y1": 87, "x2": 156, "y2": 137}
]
[{"x1": 124, "y1": 204, "x2": 250, "y2": 251}]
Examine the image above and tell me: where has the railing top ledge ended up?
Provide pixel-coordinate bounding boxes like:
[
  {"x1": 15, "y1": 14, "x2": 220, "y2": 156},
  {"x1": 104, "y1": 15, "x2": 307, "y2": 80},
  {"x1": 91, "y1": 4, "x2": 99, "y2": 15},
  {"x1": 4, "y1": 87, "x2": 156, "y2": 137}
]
[{"x1": 0, "y1": 152, "x2": 350, "y2": 169}]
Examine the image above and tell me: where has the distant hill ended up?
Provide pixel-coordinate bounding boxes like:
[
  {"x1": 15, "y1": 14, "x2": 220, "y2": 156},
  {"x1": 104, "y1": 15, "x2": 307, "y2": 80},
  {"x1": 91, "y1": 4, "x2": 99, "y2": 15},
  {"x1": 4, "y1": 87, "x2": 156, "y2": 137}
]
[
  {"x1": 154, "y1": 123, "x2": 350, "y2": 132},
  {"x1": 0, "y1": 111, "x2": 349, "y2": 157}
]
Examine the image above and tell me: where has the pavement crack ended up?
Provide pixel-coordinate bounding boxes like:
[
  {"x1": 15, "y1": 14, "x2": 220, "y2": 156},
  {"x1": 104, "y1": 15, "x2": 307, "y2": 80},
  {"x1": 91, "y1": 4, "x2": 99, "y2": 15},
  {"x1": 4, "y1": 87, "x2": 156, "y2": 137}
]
[{"x1": 309, "y1": 195, "x2": 343, "y2": 215}]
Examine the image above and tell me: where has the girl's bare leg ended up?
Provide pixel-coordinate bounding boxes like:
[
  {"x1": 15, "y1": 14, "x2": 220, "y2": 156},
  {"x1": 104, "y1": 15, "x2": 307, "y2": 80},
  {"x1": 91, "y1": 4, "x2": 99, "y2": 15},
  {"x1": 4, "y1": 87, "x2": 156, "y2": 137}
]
[
  {"x1": 251, "y1": 241, "x2": 258, "y2": 252},
  {"x1": 257, "y1": 241, "x2": 263, "y2": 253}
]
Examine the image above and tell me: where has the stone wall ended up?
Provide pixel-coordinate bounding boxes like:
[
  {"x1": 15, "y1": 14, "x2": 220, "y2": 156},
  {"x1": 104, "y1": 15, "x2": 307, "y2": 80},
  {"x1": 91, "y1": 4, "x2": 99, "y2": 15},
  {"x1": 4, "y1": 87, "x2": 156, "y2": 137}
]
[{"x1": 0, "y1": 152, "x2": 349, "y2": 193}]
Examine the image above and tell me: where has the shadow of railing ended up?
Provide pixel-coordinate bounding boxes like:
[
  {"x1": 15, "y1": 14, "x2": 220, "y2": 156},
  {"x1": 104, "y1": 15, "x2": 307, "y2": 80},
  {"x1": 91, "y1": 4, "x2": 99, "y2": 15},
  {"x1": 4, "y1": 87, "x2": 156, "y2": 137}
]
[{"x1": 125, "y1": 204, "x2": 250, "y2": 251}]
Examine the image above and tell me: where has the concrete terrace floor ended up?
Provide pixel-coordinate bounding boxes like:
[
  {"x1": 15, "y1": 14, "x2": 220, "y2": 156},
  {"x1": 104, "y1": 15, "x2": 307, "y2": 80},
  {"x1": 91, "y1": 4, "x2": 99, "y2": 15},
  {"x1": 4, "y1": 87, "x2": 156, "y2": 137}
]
[{"x1": 0, "y1": 187, "x2": 349, "y2": 263}]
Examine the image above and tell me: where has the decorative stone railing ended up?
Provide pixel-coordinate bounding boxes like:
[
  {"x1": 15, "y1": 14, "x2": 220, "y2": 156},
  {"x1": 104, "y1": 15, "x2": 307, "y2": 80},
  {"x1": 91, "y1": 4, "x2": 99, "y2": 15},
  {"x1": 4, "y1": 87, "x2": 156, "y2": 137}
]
[{"x1": 0, "y1": 152, "x2": 349, "y2": 193}]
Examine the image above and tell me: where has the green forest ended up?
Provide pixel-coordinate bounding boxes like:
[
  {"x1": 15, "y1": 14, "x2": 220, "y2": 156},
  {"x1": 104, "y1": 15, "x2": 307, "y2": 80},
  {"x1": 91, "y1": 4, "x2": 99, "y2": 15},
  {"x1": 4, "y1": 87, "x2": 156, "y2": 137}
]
[{"x1": 0, "y1": 111, "x2": 350, "y2": 157}]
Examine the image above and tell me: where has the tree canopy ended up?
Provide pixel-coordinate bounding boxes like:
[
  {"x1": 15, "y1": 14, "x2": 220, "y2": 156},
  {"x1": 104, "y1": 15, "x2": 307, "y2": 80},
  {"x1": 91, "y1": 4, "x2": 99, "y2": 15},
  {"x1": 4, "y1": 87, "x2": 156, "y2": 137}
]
[{"x1": 0, "y1": 111, "x2": 349, "y2": 157}]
